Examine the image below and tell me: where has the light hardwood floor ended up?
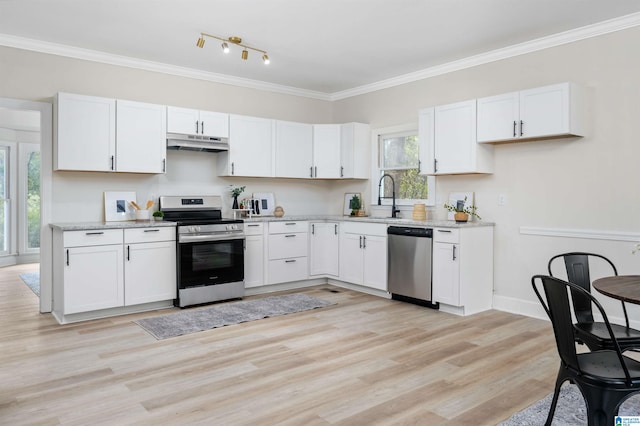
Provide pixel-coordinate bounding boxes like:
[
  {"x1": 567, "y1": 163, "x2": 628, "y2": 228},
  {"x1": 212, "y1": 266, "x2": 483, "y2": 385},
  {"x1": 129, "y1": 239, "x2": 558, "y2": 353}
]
[{"x1": 0, "y1": 264, "x2": 560, "y2": 425}]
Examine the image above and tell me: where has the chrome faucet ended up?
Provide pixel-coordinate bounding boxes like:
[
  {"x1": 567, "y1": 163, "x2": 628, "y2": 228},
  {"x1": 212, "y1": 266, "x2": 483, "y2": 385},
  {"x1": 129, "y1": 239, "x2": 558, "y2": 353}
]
[{"x1": 378, "y1": 174, "x2": 400, "y2": 218}]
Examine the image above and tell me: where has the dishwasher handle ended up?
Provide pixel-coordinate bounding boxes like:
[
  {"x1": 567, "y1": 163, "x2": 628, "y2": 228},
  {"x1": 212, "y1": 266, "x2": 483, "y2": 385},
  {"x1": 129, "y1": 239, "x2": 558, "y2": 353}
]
[{"x1": 387, "y1": 226, "x2": 433, "y2": 238}]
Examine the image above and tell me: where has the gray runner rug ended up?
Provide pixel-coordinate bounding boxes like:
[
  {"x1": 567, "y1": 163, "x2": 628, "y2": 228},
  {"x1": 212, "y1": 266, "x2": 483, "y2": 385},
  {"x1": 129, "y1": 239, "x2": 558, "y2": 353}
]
[
  {"x1": 134, "y1": 293, "x2": 335, "y2": 340},
  {"x1": 19, "y1": 272, "x2": 40, "y2": 297},
  {"x1": 499, "y1": 383, "x2": 640, "y2": 425}
]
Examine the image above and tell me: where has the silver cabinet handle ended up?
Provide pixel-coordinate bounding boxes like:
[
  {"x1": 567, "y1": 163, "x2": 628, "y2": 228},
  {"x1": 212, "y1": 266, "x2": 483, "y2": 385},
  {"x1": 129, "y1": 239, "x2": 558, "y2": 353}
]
[
  {"x1": 437, "y1": 229, "x2": 452, "y2": 233},
  {"x1": 285, "y1": 234, "x2": 296, "y2": 238},
  {"x1": 285, "y1": 259, "x2": 296, "y2": 263},
  {"x1": 311, "y1": 224, "x2": 315, "y2": 235},
  {"x1": 285, "y1": 222, "x2": 296, "y2": 226},
  {"x1": 201, "y1": 121, "x2": 205, "y2": 135},
  {"x1": 66, "y1": 249, "x2": 70, "y2": 266},
  {"x1": 334, "y1": 224, "x2": 337, "y2": 235},
  {"x1": 162, "y1": 158, "x2": 166, "y2": 173},
  {"x1": 110, "y1": 155, "x2": 115, "y2": 171},
  {"x1": 231, "y1": 162, "x2": 235, "y2": 175},
  {"x1": 314, "y1": 166, "x2": 317, "y2": 177},
  {"x1": 247, "y1": 224, "x2": 260, "y2": 227},
  {"x1": 310, "y1": 166, "x2": 313, "y2": 178},
  {"x1": 85, "y1": 231, "x2": 104, "y2": 235},
  {"x1": 144, "y1": 229, "x2": 160, "y2": 232},
  {"x1": 520, "y1": 120, "x2": 524, "y2": 136},
  {"x1": 359, "y1": 235, "x2": 362, "y2": 249},
  {"x1": 195, "y1": 120, "x2": 199, "y2": 134},
  {"x1": 127, "y1": 245, "x2": 130, "y2": 261},
  {"x1": 362, "y1": 235, "x2": 366, "y2": 249},
  {"x1": 453, "y1": 245, "x2": 457, "y2": 261},
  {"x1": 340, "y1": 166, "x2": 344, "y2": 177},
  {"x1": 434, "y1": 158, "x2": 438, "y2": 173}
]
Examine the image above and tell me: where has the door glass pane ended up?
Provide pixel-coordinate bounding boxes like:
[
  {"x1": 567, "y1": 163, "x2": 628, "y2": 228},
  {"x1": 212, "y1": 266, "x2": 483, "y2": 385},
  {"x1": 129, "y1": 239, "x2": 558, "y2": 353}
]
[
  {"x1": 27, "y1": 150, "x2": 40, "y2": 249},
  {"x1": 0, "y1": 147, "x2": 7, "y2": 252}
]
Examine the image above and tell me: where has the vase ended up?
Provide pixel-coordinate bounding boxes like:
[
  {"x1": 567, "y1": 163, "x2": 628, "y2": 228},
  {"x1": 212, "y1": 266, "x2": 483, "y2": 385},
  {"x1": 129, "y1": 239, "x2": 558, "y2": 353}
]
[
  {"x1": 232, "y1": 195, "x2": 239, "y2": 209},
  {"x1": 454, "y1": 212, "x2": 469, "y2": 223}
]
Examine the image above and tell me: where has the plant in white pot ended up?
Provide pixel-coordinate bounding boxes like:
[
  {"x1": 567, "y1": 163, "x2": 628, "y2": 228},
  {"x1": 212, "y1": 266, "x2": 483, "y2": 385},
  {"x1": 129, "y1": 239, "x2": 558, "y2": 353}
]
[{"x1": 443, "y1": 196, "x2": 481, "y2": 223}]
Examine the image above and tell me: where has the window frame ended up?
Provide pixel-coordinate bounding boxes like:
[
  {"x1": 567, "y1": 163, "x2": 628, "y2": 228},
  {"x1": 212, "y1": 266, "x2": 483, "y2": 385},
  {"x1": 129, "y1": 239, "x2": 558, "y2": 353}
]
[{"x1": 370, "y1": 123, "x2": 436, "y2": 209}]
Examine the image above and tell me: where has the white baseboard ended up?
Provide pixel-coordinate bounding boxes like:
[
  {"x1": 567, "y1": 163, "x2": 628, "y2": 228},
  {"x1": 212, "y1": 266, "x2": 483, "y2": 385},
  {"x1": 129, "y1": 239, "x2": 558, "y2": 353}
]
[{"x1": 492, "y1": 294, "x2": 549, "y2": 321}]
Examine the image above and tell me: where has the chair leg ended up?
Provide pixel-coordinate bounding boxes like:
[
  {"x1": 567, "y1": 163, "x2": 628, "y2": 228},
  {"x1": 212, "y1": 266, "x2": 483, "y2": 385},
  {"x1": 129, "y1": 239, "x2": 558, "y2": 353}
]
[
  {"x1": 579, "y1": 383, "x2": 628, "y2": 426},
  {"x1": 545, "y1": 370, "x2": 567, "y2": 426}
]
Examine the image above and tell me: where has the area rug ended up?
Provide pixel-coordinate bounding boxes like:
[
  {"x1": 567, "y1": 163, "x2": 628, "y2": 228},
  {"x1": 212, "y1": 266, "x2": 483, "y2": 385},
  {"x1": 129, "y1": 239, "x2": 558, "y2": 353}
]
[
  {"x1": 134, "y1": 293, "x2": 335, "y2": 340},
  {"x1": 19, "y1": 271, "x2": 40, "y2": 297},
  {"x1": 499, "y1": 383, "x2": 640, "y2": 425}
]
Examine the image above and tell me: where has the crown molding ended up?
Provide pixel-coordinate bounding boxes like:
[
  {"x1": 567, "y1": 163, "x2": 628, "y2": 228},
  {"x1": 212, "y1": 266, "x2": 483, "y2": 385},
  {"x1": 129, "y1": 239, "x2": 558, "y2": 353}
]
[
  {"x1": 330, "y1": 11, "x2": 640, "y2": 101},
  {"x1": 1, "y1": 12, "x2": 640, "y2": 102},
  {"x1": 0, "y1": 33, "x2": 332, "y2": 101}
]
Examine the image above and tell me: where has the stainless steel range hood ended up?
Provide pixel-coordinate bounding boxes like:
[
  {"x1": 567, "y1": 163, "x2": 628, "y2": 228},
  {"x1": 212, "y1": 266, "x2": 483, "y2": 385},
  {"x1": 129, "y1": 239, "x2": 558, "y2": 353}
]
[{"x1": 166, "y1": 133, "x2": 229, "y2": 152}]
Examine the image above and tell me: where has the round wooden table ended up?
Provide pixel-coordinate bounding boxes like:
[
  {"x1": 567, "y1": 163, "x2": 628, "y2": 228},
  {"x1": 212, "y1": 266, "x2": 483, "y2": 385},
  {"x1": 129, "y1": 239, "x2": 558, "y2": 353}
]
[{"x1": 592, "y1": 275, "x2": 640, "y2": 305}]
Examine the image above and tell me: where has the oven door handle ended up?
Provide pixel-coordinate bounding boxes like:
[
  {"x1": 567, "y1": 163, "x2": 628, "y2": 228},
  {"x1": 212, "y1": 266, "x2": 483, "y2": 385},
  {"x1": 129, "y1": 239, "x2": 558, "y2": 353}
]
[{"x1": 178, "y1": 234, "x2": 245, "y2": 243}]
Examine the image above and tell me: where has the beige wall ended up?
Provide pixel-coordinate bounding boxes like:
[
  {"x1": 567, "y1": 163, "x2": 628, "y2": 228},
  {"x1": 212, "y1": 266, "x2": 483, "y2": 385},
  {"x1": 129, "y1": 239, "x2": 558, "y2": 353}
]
[
  {"x1": 334, "y1": 26, "x2": 640, "y2": 319},
  {"x1": 2, "y1": 26, "x2": 640, "y2": 320}
]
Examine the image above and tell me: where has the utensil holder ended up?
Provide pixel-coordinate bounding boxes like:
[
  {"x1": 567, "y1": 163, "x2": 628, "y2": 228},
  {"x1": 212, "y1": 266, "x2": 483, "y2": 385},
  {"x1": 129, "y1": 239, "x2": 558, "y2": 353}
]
[{"x1": 135, "y1": 210, "x2": 150, "y2": 221}]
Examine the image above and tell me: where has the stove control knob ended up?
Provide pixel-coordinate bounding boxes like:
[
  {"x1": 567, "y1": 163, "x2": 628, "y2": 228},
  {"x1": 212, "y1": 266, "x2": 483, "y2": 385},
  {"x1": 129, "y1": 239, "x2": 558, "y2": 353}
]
[{"x1": 227, "y1": 224, "x2": 237, "y2": 231}]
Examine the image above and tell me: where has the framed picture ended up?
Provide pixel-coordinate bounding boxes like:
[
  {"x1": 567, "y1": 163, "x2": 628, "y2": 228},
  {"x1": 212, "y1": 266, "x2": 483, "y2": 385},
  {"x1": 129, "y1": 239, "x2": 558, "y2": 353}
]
[
  {"x1": 104, "y1": 191, "x2": 136, "y2": 222},
  {"x1": 447, "y1": 192, "x2": 474, "y2": 221},
  {"x1": 343, "y1": 192, "x2": 362, "y2": 216}
]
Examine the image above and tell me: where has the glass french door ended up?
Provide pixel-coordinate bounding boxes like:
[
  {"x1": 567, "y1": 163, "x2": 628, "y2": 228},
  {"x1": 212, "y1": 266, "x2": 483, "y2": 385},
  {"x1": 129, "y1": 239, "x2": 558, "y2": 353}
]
[{"x1": 0, "y1": 145, "x2": 9, "y2": 255}]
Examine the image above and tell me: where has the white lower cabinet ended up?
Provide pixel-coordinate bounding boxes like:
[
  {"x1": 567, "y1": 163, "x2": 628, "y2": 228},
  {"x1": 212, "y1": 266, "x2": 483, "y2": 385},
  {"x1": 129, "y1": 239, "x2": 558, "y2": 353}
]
[
  {"x1": 124, "y1": 228, "x2": 176, "y2": 305},
  {"x1": 432, "y1": 227, "x2": 493, "y2": 315},
  {"x1": 244, "y1": 223, "x2": 265, "y2": 288},
  {"x1": 309, "y1": 222, "x2": 339, "y2": 277},
  {"x1": 267, "y1": 221, "x2": 308, "y2": 284},
  {"x1": 53, "y1": 226, "x2": 176, "y2": 322},
  {"x1": 339, "y1": 222, "x2": 387, "y2": 291}
]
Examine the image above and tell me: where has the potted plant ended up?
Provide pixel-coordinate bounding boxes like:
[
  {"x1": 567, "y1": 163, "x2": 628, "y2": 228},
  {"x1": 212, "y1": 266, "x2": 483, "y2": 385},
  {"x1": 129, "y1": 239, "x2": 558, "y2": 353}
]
[
  {"x1": 230, "y1": 186, "x2": 246, "y2": 209},
  {"x1": 349, "y1": 194, "x2": 361, "y2": 216},
  {"x1": 152, "y1": 211, "x2": 164, "y2": 221},
  {"x1": 444, "y1": 196, "x2": 481, "y2": 223}
]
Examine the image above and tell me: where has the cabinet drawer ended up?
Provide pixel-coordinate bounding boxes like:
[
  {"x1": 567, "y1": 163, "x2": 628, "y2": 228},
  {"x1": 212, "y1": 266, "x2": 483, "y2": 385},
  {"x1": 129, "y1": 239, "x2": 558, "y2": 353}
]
[
  {"x1": 269, "y1": 221, "x2": 307, "y2": 234},
  {"x1": 64, "y1": 229, "x2": 123, "y2": 247},
  {"x1": 268, "y1": 257, "x2": 308, "y2": 284},
  {"x1": 268, "y1": 233, "x2": 309, "y2": 260},
  {"x1": 341, "y1": 222, "x2": 387, "y2": 237},
  {"x1": 433, "y1": 228, "x2": 460, "y2": 243},
  {"x1": 124, "y1": 227, "x2": 176, "y2": 243},
  {"x1": 244, "y1": 222, "x2": 264, "y2": 236}
]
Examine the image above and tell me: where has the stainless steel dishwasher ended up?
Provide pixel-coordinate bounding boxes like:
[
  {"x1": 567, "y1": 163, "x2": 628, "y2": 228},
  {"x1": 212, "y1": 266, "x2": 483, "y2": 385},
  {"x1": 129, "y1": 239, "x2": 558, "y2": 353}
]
[{"x1": 387, "y1": 226, "x2": 438, "y2": 309}]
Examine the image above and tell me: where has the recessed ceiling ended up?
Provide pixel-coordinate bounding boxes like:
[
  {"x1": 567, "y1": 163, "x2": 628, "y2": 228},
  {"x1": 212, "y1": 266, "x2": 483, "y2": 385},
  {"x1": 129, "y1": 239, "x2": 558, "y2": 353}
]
[{"x1": 2, "y1": 0, "x2": 640, "y2": 98}]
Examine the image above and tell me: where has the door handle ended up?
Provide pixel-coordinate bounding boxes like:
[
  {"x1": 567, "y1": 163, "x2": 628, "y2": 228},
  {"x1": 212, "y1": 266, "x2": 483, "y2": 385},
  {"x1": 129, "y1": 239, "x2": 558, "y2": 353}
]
[
  {"x1": 85, "y1": 232, "x2": 104, "y2": 235},
  {"x1": 196, "y1": 120, "x2": 199, "y2": 134},
  {"x1": 201, "y1": 121, "x2": 205, "y2": 134},
  {"x1": 144, "y1": 229, "x2": 160, "y2": 232},
  {"x1": 362, "y1": 235, "x2": 366, "y2": 249},
  {"x1": 162, "y1": 158, "x2": 166, "y2": 173},
  {"x1": 110, "y1": 155, "x2": 115, "y2": 171},
  {"x1": 452, "y1": 245, "x2": 457, "y2": 261},
  {"x1": 127, "y1": 245, "x2": 130, "y2": 261},
  {"x1": 285, "y1": 259, "x2": 297, "y2": 263},
  {"x1": 513, "y1": 121, "x2": 517, "y2": 137},
  {"x1": 359, "y1": 235, "x2": 362, "y2": 249},
  {"x1": 312, "y1": 224, "x2": 315, "y2": 235},
  {"x1": 285, "y1": 234, "x2": 296, "y2": 238},
  {"x1": 334, "y1": 224, "x2": 338, "y2": 235},
  {"x1": 434, "y1": 158, "x2": 438, "y2": 173},
  {"x1": 66, "y1": 249, "x2": 70, "y2": 266},
  {"x1": 520, "y1": 120, "x2": 524, "y2": 136}
]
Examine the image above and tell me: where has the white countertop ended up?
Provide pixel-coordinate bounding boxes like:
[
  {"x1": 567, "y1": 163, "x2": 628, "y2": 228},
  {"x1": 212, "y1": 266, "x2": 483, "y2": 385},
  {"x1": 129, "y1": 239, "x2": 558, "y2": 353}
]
[
  {"x1": 49, "y1": 220, "x2": 177, "y2": 231},
  {"x1": 243, "y1": 215, "x2": 493, "y2": 228}
]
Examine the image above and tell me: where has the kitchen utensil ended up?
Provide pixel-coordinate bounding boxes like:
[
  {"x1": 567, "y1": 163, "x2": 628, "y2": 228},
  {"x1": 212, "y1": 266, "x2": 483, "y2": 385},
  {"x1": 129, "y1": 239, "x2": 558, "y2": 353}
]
[
  {"x1": 130, "y1": 201, "x2": 141, "y2": 210},
  {"x1": 145, "y1": 200, "x2": 153, "y2": 210}
]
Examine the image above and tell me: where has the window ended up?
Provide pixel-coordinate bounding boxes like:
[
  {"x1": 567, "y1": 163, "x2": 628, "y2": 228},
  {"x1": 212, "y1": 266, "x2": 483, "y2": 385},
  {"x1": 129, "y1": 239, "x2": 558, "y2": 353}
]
[
  {"x1": 375, "y1": 127, "x2": 435, "y2": 207},
  {"x1": 0, "y1": 146, "x2": 9, "y2": 254},
  {"x1": 21, "y1": 144, "x2": 40, "y2": 251}
]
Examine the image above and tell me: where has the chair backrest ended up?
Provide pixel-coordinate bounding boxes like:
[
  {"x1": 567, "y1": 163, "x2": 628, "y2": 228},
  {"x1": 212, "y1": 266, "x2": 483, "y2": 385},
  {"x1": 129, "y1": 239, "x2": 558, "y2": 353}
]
[
  {"x1": 531, "y1": 275, "x2": 630, "y2": 382},
  {"x1": 547, "y1": 252, "x2": 618, "y2": 324}
]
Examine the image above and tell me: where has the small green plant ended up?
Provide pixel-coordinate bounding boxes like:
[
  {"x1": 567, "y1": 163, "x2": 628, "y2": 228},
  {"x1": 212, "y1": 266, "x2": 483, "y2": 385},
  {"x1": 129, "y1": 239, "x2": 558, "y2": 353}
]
[
  {"x1": 230, "y1": 186, "x2": 246, "y2": 198},
  {"x1": 152, "y1": 211, "x2": 164, "y2": 218},
  {"x1": 443, "y1": 196, "x2": 481, "y2": 220},
  {"x1": 349, "y1": 194, "x2": 361, "y2": 215}
]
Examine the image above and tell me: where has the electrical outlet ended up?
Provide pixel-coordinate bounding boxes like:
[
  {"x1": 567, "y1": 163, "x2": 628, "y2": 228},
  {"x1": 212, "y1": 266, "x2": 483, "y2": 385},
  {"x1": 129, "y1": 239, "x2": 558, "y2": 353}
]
[{"x1": 498, "y1": 194, "x2": 507, "y2": 206}]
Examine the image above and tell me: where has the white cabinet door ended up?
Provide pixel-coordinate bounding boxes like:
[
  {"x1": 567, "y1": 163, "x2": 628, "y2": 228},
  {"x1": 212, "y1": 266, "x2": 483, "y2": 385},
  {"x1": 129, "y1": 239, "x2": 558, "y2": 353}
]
[
  {"x1": 64, "y1": 244, "x2": 124, "y2": 314},
  {"x1": 435, "y1": 100, "x2": 480, "y2": 174},
  {"x1": 476, "y1": 92, "x2": 519, "y2": 143},
  {"x1": 55, "y1": 92, "x2": 116, "y2": 171},
  {"x1": 224, "y1": 115, "x2": 274, "y2": 177},
  {"x1": 362, "y1": 234, "x2": 387, "y2": 291},
  {"x1": 313, "y1": 124, "x2": 341, "y2": 178},
  {"x1": 116, "y1": 100, "x2": 167, "y2": 173},
  {"x1": 199, "y1": 110, "x2": 229, "y2": 138},
  {"x1": 166, "y1": 106, "x2": 200, "y2": 135},
  {"x1": 275, "y1": 120, "x2": 313, "y2": 178},
  {"x1": 418, "y1": 107, "x2": 435, "y2": 175},
  {"x1": 309, "y1": 222, "x2": 339, "y2": 277},
  {"x1": 339, "y1": 232, "x2": 364, "y2": 285},
  {"x1": 519, "y1": 83, "x2": 571, "y2": 139},
  {"x1": 341, "y1": 123, "x2": 370, "y2": 179},
  {"x1": 124, "y1": 241, "x2": 176, "y2": 305},
  {"x1": 244, "y1": 234, "x2": 264, "y2": 288},
  {"x1": 432, "y1": 242, "x2": 460, "y2": 306}
]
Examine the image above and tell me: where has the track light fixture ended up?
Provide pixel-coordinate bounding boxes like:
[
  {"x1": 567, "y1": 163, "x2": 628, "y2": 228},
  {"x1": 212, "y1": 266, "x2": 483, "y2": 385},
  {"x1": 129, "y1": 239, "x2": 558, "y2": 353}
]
[{"x1": 196, "y1": 32, "x2": 269, "y2": 65}]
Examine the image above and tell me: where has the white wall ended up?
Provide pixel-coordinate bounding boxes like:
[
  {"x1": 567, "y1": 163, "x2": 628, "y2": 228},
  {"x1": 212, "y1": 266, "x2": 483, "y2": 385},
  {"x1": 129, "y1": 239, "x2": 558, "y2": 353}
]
[{"x1": 333, "y1": 26, "x2": 640, "y2": 323}]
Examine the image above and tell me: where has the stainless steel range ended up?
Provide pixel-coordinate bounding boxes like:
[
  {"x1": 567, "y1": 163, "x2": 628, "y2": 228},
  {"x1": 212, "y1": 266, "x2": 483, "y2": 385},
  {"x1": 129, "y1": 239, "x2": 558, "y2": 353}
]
[{"x1": 159, "y1": 195, "x2": 244, "y2": 308}]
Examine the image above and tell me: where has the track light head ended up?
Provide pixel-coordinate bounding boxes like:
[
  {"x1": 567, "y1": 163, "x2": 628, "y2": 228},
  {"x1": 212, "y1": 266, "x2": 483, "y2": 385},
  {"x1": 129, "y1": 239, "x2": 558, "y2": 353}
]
[
  {"x1": 196, "y1": 36, "x2": 205, "y2": 48},
  {"x1": 241, "y1": 49, "x2": 249, "y2": 60},
  {"x1": 262, "y1": 54, "x2": 270, "y2": 65},
  {"x1": 221, "y1": 42, "x2": 229, "y2": 53}
]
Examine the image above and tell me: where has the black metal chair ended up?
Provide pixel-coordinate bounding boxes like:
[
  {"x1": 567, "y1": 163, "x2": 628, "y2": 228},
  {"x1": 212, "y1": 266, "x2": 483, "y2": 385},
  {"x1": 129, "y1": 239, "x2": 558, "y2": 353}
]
[
  {"x1": 548, "y1": 252, "x2": 640, "y2": 351},
  {"x1": 532, "y1": 275, "x2": 640, "y2": 426}
]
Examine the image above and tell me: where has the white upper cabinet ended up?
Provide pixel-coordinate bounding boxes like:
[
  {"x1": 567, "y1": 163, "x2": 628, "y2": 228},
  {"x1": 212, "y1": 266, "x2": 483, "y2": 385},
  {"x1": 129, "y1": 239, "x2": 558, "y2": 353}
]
[
  {"x1": 55, "y1": 92, "x2": 116, "y2": 172},
  {"x1": 418, "y1": 107, "x2": 435, "y2": 175},
  {"x1": 166, "y1": 106, "x2": 229, "y2": 138},
  {"x1": 477, "y1": 82, "x2": 586, "y2": 143},
  {"x1": 431, "y1": 100, "x2": 493, "y2": 175},
  {"x1": 275, "y1": 120, "x2": 313, "y2": 178},
  {"x1": 312, "y1": 124, "x2": 341, "y2": 178},
  {"x1": 116, "y1": 100, "x2": 167, "y2": 173},
  {"x1": 55, "y1": 93, "x2": 167, "y2": 173},
  {"x1": 218, "y1": 114, "x2": 274, "y2": 177},
  {"x1": 340, "y1": 122, "x2": 370, "y2": 179}
]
